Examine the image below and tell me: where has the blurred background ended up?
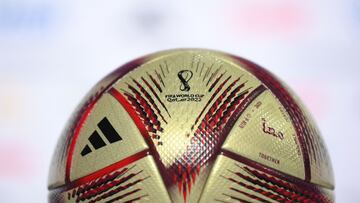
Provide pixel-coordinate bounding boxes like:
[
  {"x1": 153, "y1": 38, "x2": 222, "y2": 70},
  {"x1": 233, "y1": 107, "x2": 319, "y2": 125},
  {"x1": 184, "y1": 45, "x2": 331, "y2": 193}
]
[{"x1": 0, "y1": 0, "x2": 359, "y2": 202}]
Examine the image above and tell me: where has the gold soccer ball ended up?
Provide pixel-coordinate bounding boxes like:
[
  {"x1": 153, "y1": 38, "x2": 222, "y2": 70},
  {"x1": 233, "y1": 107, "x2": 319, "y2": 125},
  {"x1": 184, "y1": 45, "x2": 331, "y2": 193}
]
[{"x1": 48, "y1": 49, "x2": 334, "y2": 203}]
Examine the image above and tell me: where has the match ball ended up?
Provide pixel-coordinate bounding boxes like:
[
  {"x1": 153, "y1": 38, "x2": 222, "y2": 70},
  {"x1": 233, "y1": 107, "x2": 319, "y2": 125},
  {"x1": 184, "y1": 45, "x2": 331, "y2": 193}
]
[{"x1": 48, "y1": 49, "x2": 334, "y2": 203}]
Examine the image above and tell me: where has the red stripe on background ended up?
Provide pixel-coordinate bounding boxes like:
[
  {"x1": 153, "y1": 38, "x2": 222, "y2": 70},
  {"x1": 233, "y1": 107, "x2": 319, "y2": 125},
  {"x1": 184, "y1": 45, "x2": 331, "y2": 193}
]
[{"x1": 60, "y1": 149, "x2": 149, "y2": 191}]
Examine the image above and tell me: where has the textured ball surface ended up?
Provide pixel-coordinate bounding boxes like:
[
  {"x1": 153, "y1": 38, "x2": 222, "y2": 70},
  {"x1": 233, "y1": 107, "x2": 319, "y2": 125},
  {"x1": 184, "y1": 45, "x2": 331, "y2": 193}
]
[{"x1": 48, "y1": 49, "x2": 334, "y2": 203}]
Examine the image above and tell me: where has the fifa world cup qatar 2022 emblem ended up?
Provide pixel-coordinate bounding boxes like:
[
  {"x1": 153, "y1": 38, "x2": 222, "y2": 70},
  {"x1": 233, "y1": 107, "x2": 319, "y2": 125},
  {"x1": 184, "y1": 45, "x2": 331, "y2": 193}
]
[{"x1": 178, "y1": 70, "x2": 193, "y2": 92}]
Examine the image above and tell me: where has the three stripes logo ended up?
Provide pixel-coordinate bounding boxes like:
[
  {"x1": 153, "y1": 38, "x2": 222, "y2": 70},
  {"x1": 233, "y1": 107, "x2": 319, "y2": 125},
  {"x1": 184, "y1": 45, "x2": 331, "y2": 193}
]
[{"x1": 81, "y1": 117, "x2": 122, "y2": 156}]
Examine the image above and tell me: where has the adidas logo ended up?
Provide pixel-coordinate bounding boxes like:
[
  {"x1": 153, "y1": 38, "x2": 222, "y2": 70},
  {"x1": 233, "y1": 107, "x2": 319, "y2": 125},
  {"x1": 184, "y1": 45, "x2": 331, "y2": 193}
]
[{"x1": 81, "y1": 117, "x2": 122, "y2": 156}]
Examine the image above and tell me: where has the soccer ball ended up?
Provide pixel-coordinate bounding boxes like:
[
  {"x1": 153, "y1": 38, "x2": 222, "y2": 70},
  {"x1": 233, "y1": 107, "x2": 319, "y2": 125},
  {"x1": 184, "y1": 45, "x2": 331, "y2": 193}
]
[{"x1": 48, "y1": 49, "x2": 334, "y2": 203}]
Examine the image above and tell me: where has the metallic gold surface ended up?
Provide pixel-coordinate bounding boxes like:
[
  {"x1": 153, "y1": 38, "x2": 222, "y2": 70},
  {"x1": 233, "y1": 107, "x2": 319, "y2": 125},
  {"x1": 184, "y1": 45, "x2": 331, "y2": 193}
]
[
  {"x1": 199, "y1": 155, "x2": 334, "y2": 203},
  {"x1": 110, "y1": 50, "x2": 261, "y2": 201},
  {"x1": 70, "y1": 93, "x2": 149, "y2": 181},
  {"x1": 48, "y1": 63, "x2": 140, "y2": 189},
  {"x1": 48, "y1": 49, "x2": 334, "y2": 203},
  {"x1": 222, "y1": 90, "x2": 305, "y2": 180},
  {"x1": 296, "y1": 96, "x2": 334, "y2": 188},
  {"x1": 50, "y1": 156, "x2": 172, "y2": 203},
  {"x1": 112, "y1": 50, "x2": 261, "y2": 168}
]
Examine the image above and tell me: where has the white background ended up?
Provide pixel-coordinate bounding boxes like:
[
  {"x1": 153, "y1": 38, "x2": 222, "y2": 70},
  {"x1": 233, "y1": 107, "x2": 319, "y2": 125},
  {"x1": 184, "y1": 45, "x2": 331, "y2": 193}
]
[{"x1": 0, "y1": 0, "x2": 359, "y2": 202}]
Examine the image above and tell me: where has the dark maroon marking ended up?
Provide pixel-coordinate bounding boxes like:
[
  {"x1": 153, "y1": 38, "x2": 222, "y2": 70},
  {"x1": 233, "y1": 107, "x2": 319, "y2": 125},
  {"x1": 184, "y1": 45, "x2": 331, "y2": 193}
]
[
  {"x1": 109, "y1": 88, "x2": 170, "y2": 185},
  {"x1": 221, "y1": 149, "x2": 332, "y2": 203},
  {"x1": 214, "y1": 88, "x2": 250, "y2": 129},
  {"x1": 53, "y1": 150, "x2": 152, "y2": 203},
  {"x1": 131, "y1": 78, "x2": 167, "y2": 124},
  {"x1": 222, "y1": 175, "x2": 287, "y2": 202},
  {"x1": 87, "y1": 177, "x2": 149, "y2": 203},
  {"x1": 205, "y1": 77, "x2": 242, "y2": 126},
  {"x1": 229, "y1": 187, "x2": 272, "y2": 203},
  {"x1": 226, "y1": 164, "x2": 331, "y2": 202},
  {"x1": 159, "y1": 64, "x2": 166, "y2": 78},
  {"x1": 164, "y1": 60, "x2": 170, "y2": 73},
  {"x1": 207, "y1": 82, "x2": 246, "y2": 127},
  {"x1": 124, "y1": 92, "x2": 161, "y2": 133},
  {"x1": 126, "y1": 84, "x2": 162, "y2": 130},
  {"x1": 199, "y1": 62, "x2": 205, "y2": 76},
  {"x1": 195, "y1": 60, "x2": 200, "y2": 73},
  {"x1": 52, "y1": 152, "x2": 152, "y2": 203},
  {"x1": 208, "y1": 71, "x2": 226, "y2": 92},
  {"x1": 230, "y1": 55, "x2": 329, "y2": 181},
  {"x1": 95, "y1": 188, "x2": 142, "y2": 203},
  {"x1": 222, "y1": 149, "x2": 309, "y2": 188},
  {"x1": 155, "y1": 70, "x2": 165, "y2": 87},
  {"x1": 53, "y1": 149, "x2": 150, "y2": 197},
  {"x1": 214, "y1": 81, "x2": 264, "y2": 138},
  {"x1": 221, "y1": 193, "x2": 253, "y2": 203},
  {"x1": 147, "y1": 72, "x2": 163, "y2": 93},
  {"x1": 141, "y1": 77, "x2": 171, "y2": 118},
  {"x1": 191, "y1": 75, "x2": 231, "y2": 131},
  {"x1": 240, "y1": 166, "x2": 330, "y2": 202},
  {"x1": 123, "y1": 194, "x2": 149, "y2": 203},
  {"x1": 76, "y1": 169, "x2": 145, "y2": 202},
  {"x1": 203, "y1": 63, "x2": 214, "y2": 81},
  {"x1": 206, "y1": 65, "x2": 222, "y2": 87},
  {"x1": 72, "y1": 166, "x2": 133, "y2": 198},
  {"x1": 124, "y1": 93, "x2": 163, "y2": 144}
]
